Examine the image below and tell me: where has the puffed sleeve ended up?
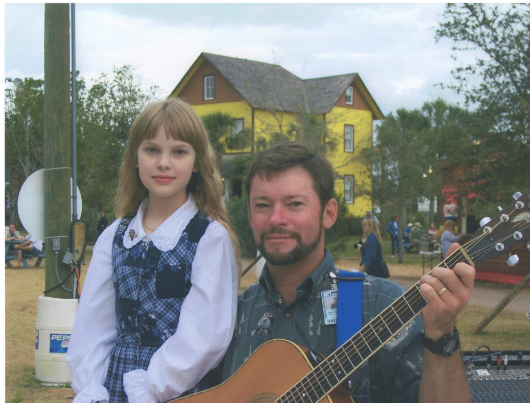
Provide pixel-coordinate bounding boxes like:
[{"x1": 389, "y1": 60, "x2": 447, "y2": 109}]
[
  {"x1": 67, "y1": 220, "x2": 120, "y2": 403},
  {"x1": 123, "y1": 221, "x2": 238, "y2": 403}
]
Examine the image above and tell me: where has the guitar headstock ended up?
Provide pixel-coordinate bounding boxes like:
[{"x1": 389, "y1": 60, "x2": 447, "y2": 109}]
[{"x1": 466, "y1": 188, "x2": 530, "y2": 266}]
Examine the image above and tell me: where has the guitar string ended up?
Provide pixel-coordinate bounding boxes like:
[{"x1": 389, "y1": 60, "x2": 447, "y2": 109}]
[
  {"x1": 284, "y1": 232, "x2": 530, "y2": 403},
  {"x1": 279, "y1": 209, "x2": 529, "y2": 402},
  {"x1": 281, "y1": 241, "x2": 498, "y2": 402},
  {"x1": 282, "y1": 241, "x2": 506, "y2": 403}
]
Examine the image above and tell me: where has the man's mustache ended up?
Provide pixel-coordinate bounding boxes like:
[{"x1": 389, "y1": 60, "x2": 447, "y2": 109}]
[{"x1": 260, "y1": 228, "x2": 301, "y2": 242}]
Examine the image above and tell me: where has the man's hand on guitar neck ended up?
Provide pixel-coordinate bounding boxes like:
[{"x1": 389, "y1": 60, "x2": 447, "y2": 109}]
[{"x1": 418, "y1": 242, "x2": 475, "y2": 341}]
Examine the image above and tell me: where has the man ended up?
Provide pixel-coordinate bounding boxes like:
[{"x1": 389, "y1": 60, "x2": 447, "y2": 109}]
[
  {"x1": 5, "y1": 223, "x2": 25, "y2": 268},
  {"x1": 386, "y1": 215, "x2": 399, "y2": 257},
  {"x1": 13, "y1": 233, "x2": 43, "y2": 268},
  {"x1": 407, "y1": 222, "x2": 423, "y2": 252},
  {"x1": 403, "y1": 223, "x2": 412, "y2": 243},
  {"x1": 222, "y1": 144, "x2": 474, "y2": 402},
  {"x1": 5, "y1": 223, "x2": 23, "y2": 240},
  {"x1": 96, "y1": 211, "x2": 108, "y2": 239}
]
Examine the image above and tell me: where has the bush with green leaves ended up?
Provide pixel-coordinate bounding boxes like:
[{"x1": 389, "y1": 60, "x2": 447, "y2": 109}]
[
  {"x1": 225, "y1": 196, "x2": 256, "y2": 258},
  {"x1": 325, "y1": 192, "x2": 355, "y2": 255}
]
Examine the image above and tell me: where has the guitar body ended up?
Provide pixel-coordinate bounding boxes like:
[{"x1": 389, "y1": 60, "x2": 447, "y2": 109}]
[
  {"x1": 167, "y1": 189, "x2": 530, "y2": 403},
  {"x1": 169, "y1": 339, "x2": 354, "y2": 403}
]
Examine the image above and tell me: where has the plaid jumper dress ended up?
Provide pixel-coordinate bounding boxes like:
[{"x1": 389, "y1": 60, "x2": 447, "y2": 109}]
[{"x1": 104, "y1": 212, "x2": 212, "y2": 402}]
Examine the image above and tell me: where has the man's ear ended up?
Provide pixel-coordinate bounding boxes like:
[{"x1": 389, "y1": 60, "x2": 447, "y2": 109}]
[{"x1": 322, "y1": 198, "x2": 338, "y2": 230}]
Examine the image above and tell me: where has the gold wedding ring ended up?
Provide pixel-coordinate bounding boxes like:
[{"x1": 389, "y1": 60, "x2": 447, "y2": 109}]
[{"x1": 438, "y1": 287, "x2": 447, "y2": 296}]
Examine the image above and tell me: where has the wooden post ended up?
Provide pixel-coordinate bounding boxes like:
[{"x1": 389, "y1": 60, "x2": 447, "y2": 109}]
[
  {"x1": 44, "y1": 4, "x2": 72, "y2": 298},
  {"x1": 472, "y1": 270, "x2": 530, "y2": 334}
]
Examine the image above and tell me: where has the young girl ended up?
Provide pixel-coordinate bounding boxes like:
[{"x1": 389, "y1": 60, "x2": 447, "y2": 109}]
[{"x1": 67, "y1": 98, "x2": 240, "y2": 403}]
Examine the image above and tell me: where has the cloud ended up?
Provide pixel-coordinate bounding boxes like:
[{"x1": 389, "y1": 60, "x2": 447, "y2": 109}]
[
  {"x1": 5, "y1": 3, "x2": 478, "y2": 115},
  {"x1": 393, "y1": 76, "x2": 428, "y2": 96}
]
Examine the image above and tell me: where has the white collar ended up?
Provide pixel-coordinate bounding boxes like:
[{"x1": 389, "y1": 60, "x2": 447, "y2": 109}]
[{"x1": 122, "y1": 196, "x2": 199, "y2": 252}]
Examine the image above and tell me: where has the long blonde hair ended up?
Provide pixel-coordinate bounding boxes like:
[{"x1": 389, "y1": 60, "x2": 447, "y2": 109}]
[
  {"x1": 115, "y1": 98, "x2": 241, "y2": 280},
  {"x1": 363, "y1": 218, "x2": 383, "y2": 245}
]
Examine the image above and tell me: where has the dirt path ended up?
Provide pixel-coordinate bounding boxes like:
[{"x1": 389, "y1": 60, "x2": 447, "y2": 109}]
[
  {"x1": 390, "y1": 275, "x2": 530, "y2": 314},
  {"x1": 243, "y1": 258, "x2": 530, "y2": 315}
]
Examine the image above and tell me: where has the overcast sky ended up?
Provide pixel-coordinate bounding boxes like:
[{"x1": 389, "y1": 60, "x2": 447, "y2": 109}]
[{"x1": 4, "y1": 3, "x2": 487, "y2": 117}]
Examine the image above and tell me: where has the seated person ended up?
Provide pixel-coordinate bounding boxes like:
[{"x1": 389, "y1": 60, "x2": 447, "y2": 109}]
[
  {"x1": 5, "y1": 223, "x2": 23, "y2": 241},
  {"x1": 14, "y1": 233, "x2": 43, "y2": 267},
  {"x1": 402, "y1": 223, "x2": 412, "y2": 243},
  {"x1": 406, "y1": 222, "x2": 422, "y2": 252},
  {"x1": 5, "y1": 223, "x2": 25, "y2": 268},
  {"x1": 441, "y1": 220, "x2": 464, "y2": 258}
]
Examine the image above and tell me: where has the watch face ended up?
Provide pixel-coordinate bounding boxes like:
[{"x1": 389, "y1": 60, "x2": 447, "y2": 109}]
[{"x1": 444, "y1": 339, "x2": 457, "y2": 354}]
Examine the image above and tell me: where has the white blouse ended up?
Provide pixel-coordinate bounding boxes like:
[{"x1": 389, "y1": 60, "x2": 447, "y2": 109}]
[{"x1": 67, "y1": 197, "x2": 238, "y2": 403}]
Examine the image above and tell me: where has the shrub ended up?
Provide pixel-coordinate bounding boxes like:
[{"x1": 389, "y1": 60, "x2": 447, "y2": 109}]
[
  {"x1": 325, "y1": 192, "x2": 355, "y2": 255},
  {"x1": 226, "y1": 196, "x2": 257, "y2": 258}
]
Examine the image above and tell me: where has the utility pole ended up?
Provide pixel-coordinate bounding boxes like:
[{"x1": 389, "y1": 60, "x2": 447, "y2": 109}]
[{"x1": 44, "y1": 4, "x2": 72, "y2": 298}]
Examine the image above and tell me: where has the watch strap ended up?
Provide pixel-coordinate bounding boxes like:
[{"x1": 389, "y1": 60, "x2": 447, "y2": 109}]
[{"x1": 422, "y1": 327, "x2": 460, "y2": 356}]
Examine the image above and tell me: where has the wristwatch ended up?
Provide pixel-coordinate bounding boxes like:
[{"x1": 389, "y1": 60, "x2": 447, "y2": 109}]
[{"x1": 422, "y1": 327, "x2": 460, "y2": 356}]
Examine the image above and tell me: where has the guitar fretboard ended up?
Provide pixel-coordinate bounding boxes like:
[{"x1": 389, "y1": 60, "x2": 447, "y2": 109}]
[{"x1": 277, "y1": 250, "x2": 470, "y2": 403}]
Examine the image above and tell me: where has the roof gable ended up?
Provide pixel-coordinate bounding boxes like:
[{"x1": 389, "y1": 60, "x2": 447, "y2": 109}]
[{"x1": 170, "y1": 52, "x2": 384, "y2": 119}]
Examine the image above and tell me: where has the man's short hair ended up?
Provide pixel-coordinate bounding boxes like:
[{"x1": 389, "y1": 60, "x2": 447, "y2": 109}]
[{"x1": 245, "y1": 143, "x2": 335, "y2": 210}]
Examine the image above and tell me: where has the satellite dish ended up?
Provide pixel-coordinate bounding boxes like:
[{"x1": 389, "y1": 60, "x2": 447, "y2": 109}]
[{"x1": 17, "y1": 169, "x2": 82, "y2": 241}]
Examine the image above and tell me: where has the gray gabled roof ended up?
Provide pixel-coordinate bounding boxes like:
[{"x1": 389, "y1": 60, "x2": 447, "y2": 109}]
[
  {"x1": 203, "y1": 53, "x2": 308, "y2": 113},
  {"x1": 303, "y1": 74, "x2": 358, "y2": 114},
  {"x1": 173, "y1": 53, "x2": 383, "y2": 118}
]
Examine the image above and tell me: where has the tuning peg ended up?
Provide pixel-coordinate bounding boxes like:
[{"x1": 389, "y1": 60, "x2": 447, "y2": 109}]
[
  {"x1": 480, "y1": 217, "x2": 491, "y2": 227},
  {"x1": 507, "y1": 254, "x2": 519, "y2": 267},
  {"x1": 527, "y1": 243, "x2": 530, "y2": 253},
  {"x1": 498, "y1": 206, "x2": 503, "y2": 211},
  {"x1": 512, "y1": 192, "x2": 522, "y2": 201}
]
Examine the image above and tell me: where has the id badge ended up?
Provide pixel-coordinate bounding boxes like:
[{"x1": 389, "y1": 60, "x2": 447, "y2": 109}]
[{"x1": 321, "y1": 290, "x2": 338, "y2": 325}]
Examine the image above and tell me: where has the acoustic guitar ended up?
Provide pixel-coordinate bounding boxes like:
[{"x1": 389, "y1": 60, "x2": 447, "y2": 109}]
[{"x1": 170, "y1": 189, "x2": 530, "y2": 403}]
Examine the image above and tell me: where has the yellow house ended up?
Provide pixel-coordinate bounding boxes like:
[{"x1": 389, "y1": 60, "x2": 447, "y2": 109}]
[{"x1": 170, "y1": 52, "x2": 384, "y2": 216}]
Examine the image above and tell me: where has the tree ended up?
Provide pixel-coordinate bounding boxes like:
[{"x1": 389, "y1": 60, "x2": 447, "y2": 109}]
[
  {"x1": 435, "y1": 3, "x2": 530, "y2": 203},
  {"x1": 5, "y1": 78, "x2": 46, "y2": 223},
  {"x1": 4, "y1": 65, "x2": 161, "y2": 230},
  {"x1": 372, "y1": 109, "x2": 431, "y2": 262},
  {"x1": 77, "y1": 65, "x2": 161, "y2": 213}
]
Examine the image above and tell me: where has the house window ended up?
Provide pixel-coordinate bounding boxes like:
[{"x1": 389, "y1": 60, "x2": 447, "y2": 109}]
[
  {"x1": 346, "y1": 86, "x2": 353, "y2": 105},
  {"x1": 344, "y1": 175, "x2": 354, "y2": 204},
  {"x1": 231, "y1": 118, "x2": 244, "y2": 136},
  {"x1": 344, "y1": 125, "x2": 354, "y2": 152},
  {"x1": 204, "y1": 75, "x2": 215, "y2": 100}
]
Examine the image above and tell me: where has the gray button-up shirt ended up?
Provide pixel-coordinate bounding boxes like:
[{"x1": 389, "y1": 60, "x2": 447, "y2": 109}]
[{"x1": 222, "y1": 250, "x2": 423, "y2": 403}]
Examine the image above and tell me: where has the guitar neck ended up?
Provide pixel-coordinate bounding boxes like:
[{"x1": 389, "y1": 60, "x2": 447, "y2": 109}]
[
  {"x1": 278, "y1": 190, "x2": 530, "y2": 403},
  {"x1": 278, "y1": 249, "x2": 472, "y2": 403}
]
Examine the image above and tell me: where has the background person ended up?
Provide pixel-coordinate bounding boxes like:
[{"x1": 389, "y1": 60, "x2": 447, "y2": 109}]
[
  {"x1": 363, "y1": 210, "x2": 382, "y2": 234},
  {"x1": 406, "y1": 222, "x2": 422, "y2": 252},
  {"x1": 96, "y1": 211, "x2": 108, "y2": 239},
  {"x1": 13, "y1": 233, "x2": 43, "y2": 268},
  {"x1": 441, "y1": 220, "x2": 464, "y2": 258},
  {"x1": 357, "y1": 218, "x2": 383, "y2": 275},
  {"x1": 5, "y1": 223, "x2": 23, "y2": 240},
  {"x1": 67, "y1": 98, "x2": 240, "y2": 403},
  {"x1": 403, "y1": 222, "x2": 412, "y2": 243},
  {"x1": 386, "y1": 215, "x2": 399, "y2": 257},
  {"x1": 222, "y1": 143, "x2": 474, "y2": 403}
]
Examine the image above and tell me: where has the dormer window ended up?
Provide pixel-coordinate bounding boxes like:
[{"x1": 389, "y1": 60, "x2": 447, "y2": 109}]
[
  {"x1": 345, "y1": 86, "x2": 353, "y2": 105},
  {"x1": 204, "y1": 75, "x2": 215, "y2": 100}
]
